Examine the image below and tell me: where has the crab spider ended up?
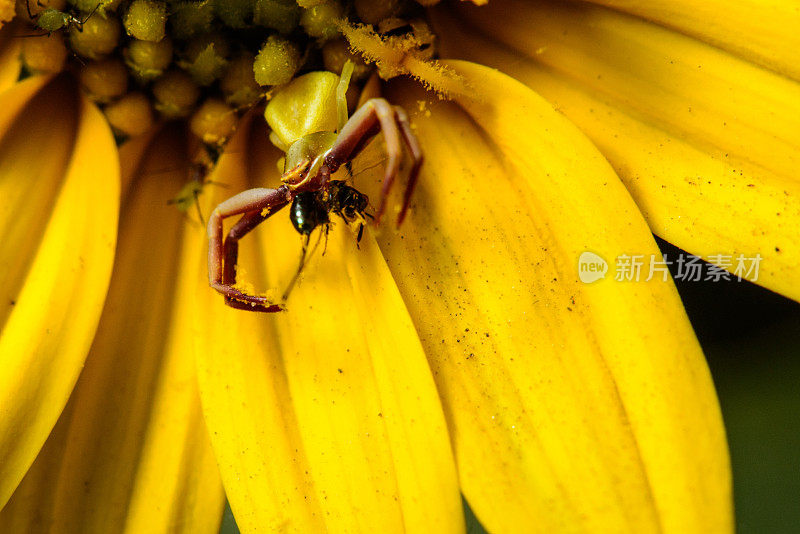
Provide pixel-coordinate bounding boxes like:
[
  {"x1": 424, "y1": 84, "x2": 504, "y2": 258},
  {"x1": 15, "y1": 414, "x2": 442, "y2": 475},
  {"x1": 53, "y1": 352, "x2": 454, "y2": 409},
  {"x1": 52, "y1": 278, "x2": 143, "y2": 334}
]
[{"x1": 207, "y1": 70, "x2": 423, "y2": 312}]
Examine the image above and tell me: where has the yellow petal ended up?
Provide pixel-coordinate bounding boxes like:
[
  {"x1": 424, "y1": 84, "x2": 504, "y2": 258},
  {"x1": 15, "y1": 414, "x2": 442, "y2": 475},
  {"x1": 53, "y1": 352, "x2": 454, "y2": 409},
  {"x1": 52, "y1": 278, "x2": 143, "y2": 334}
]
[
  {"x1": 0, "y1": 124, "x2": 224, "y2": 531},
  {"x1": 354, "y1": 62, "x2": 731, "y2": 532},
  {"x1": 581, "y1": 0, "x2": 800, "y2": 81},
  {"x1": 439, "y1": 0, "x2": 800, "y2": 302},
  {"x1": 194, "y1": 117, "x2": 463, "y2": 532},
  {"x1": 0, "y1": 77, "x2": 118, "y2": 508},
  {"x1": 0, "y1": 23, "x2": 22, "y2": 92},
  {"x1": 118, "y1": 126, "x2": 159, "y2": 197}
]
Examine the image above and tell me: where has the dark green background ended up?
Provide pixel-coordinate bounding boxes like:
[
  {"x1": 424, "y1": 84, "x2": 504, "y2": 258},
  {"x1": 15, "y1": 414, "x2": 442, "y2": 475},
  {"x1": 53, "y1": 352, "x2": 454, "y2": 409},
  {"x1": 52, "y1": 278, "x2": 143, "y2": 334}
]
[
  {"x1": 662, "y1": 239, "x2": 800, "y2": 533},
  {"x1": 222, "y1": 239, "x2": 800, "y2": 533}
]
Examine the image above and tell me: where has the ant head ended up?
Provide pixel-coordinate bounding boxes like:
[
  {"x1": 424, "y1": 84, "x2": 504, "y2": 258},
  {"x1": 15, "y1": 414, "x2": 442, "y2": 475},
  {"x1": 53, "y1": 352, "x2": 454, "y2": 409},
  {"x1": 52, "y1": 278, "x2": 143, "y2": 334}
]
[{"x1": 329, "y1": 181, "x2": 369, "y2": 222}]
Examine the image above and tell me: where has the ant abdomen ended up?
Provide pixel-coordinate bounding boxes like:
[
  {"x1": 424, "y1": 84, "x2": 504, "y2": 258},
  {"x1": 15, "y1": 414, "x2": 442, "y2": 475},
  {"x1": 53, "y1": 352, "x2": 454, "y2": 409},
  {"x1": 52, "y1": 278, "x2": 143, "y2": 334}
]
[{"x1": 290, "y1": 191, "x2": 330, "y2": 236}]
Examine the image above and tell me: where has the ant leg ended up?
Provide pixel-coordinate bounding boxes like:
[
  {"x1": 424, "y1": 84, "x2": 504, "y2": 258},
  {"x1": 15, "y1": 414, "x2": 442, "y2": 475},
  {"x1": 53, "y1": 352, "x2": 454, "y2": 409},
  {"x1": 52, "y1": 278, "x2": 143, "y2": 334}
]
[
  {"x1": 393, "y1": 106, "x2": 423, "y2": 225},
  {"x1": 207, "y1": 186, "x2": 292, "y2": 312},
  {"x1": 325, "y1": 98, "x2": 403, "y2": 224},
  {"x1": 280, "y1": 234, "x2": 311, "y2": 302},
  {"x1": 321, "y1": 223, "x2": 329, "y2": 256},
  {"x1": 356, "y1": 222, "x2": 364, "y2": 247},
  {"x1": 192, "y1": 190, "x2": 205, "y2": 226},
  {"x1": 281, "y1": 223, "x2": 327, "y2": 302}
]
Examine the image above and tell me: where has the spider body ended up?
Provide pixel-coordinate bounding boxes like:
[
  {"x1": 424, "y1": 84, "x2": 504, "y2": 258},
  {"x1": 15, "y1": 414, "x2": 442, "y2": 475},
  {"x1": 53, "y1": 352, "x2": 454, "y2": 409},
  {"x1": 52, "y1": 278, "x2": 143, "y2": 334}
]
[{"x1": 207, "y1": 71, "x2": 422, "y2": 313}]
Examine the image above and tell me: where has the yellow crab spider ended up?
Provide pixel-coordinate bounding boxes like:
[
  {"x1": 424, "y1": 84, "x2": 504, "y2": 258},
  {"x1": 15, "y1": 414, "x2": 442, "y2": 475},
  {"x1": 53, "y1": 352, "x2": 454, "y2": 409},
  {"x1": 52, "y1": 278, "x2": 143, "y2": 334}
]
[{"x1": 207, "y1": 65, "x2": 423, "y2": 312}]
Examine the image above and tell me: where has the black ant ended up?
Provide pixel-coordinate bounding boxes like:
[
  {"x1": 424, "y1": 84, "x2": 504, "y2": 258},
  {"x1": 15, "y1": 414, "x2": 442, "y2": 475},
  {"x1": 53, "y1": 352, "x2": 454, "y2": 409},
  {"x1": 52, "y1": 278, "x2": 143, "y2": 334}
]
[{"x1": 279, "y1": 180, "x2": 372, "y2": 304}]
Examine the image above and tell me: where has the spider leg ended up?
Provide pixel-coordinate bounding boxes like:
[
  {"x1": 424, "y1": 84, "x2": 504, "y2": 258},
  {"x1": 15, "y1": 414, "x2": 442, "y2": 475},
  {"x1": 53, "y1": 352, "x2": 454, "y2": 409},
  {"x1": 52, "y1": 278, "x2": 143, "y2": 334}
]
[
  {"x1": 207, "y1": 186, "x2": 292, "y2": 312},
  {"x1": 393, "y1": 106, "x2": 423, "y2": 225},
  {"x1": 220, "y1": 210, "x2": 278, "y2": 312},
  {"x1": 321, "y1": 223, "x2": 329, "y2": 256},
  {"x1": 324, "y1": 98, "x2": 403, "y2": 224}
]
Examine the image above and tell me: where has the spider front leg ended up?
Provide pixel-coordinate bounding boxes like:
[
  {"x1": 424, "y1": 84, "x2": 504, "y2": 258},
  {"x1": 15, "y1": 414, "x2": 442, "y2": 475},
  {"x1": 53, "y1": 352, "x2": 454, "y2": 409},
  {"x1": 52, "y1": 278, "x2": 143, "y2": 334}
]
[
  {"x1": 324, "y1": 98, "x2": 423, "y2": 224},
  {"x1": 207, "y1": 186, "x2": 292, "y2": 312}
]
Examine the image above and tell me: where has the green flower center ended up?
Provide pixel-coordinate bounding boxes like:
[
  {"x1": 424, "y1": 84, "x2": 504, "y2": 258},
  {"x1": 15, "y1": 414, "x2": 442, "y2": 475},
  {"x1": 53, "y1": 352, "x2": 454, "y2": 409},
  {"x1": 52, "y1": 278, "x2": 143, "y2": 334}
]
[{"x1": 16, "y1": 0, "x2": 440, "y2": 142}]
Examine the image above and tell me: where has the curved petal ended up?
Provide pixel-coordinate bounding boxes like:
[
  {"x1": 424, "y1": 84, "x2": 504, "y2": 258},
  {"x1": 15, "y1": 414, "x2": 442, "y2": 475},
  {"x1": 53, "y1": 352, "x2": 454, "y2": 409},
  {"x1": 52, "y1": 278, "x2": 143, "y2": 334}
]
[
  {"x1": 118, "y1": 127, "x2": 160, "y2": 198},
  {"x1": 580, "y1": 0, "x2": 800, "y2": 81},
  {"x1": 0, "y1": 124, "x2": 224, "y2": 532},
  {"x1": 194, "y1": 118, "x2": 463, "y2": 533},
  {"x1": 437, "y1": 0, "x2": 800, "y2": 302},
  {"x1": 354, "y1": 63, "x2": 731, "y2": 532},
  {"x1": 0, "y1": 77, "x2": 118, "y2": 508}
]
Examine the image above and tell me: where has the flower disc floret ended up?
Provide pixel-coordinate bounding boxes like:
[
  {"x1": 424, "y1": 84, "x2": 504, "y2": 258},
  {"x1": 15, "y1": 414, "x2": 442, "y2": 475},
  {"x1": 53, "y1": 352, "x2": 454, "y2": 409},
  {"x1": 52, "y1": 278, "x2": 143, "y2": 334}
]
[
  {"x1": 253, "y1": 0, "x2": 300, "y2": 34},
  {"x1": 124, "y1": 37, "x2": 173, "y2": 81},
  {"x1": 190, "y1": 98, "x2": 238, "y2": 146},
  {"x1": 253, "y1": 34, "x2": 301, "y2": 86},
  {"x1": 123, "y1": 0, "x2": 167, "y2": 42},
  {"x1": 300, "y1": 0, "x2": 344, "y2": 40},
  {"x1": 152, "y1": 69, "x2": 201, "y2": 118},
  {"x1": 21, "y1": 34, "x2": 68, "y2": 73},
  {"x1": 68, "y1": 11, "x2": 121, "y2": 58},
  {"x1": 79, "y1": 57, "x2": 129, "y2": 102},
  {"x1": 103, "y1": 91, "x2": 154, "y2": 136}
]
